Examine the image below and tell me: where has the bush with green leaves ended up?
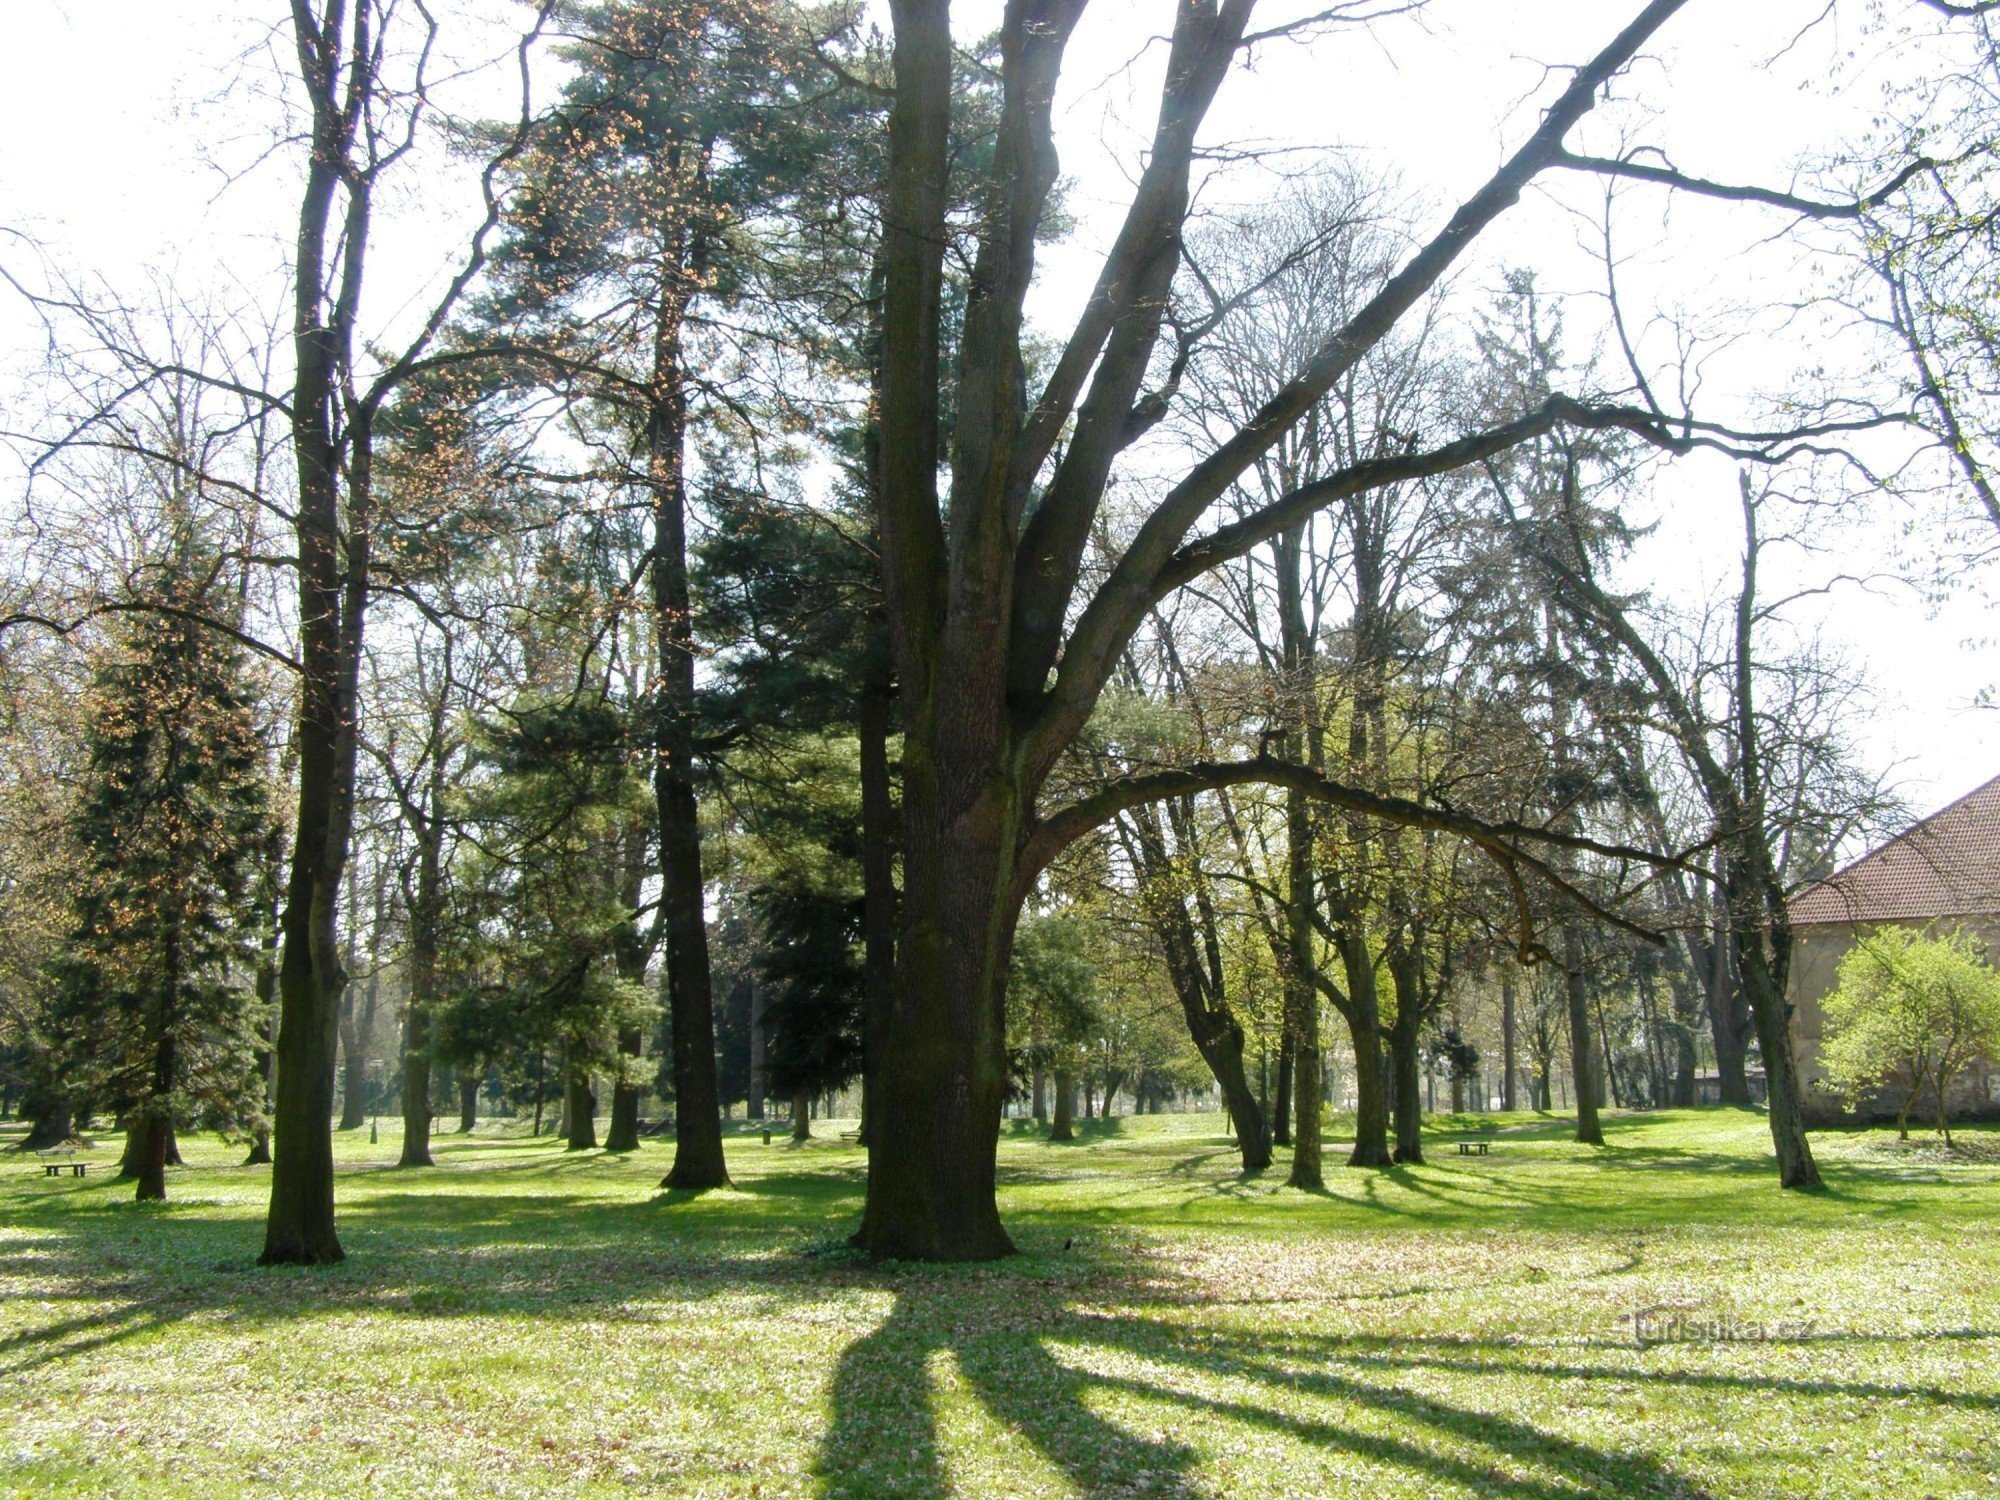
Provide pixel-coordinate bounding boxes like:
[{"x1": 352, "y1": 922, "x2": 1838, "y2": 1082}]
[{"x1": 1820, "y1": 926, "x2": 2000, "y2": 1144}]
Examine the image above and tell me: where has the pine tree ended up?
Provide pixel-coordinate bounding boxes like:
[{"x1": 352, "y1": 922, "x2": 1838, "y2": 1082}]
[{"x1": 47, "y1": 536, "x2": 275, "y2": 1201}]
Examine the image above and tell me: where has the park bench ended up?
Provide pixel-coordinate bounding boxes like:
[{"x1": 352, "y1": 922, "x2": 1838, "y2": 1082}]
[
  {"x1": 1456, "y1": 1140, "x2": 1490, "y2": 1156},
  {"x1": 36, "y1": 1150, "x2": 88, "y2": 1177}
]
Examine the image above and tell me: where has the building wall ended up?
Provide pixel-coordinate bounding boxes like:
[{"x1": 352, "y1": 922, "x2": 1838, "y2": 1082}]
[{"x1": 1788, "y1": 919, "x2": 2000, "y2": 1120}]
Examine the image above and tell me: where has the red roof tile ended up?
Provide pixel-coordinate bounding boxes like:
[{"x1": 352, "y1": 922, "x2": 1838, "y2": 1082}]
[{"x1": 1789, "y1": 773, "x2": 2000, "y2": 926}]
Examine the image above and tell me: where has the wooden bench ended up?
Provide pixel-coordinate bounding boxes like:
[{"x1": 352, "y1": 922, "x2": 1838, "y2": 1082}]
[
  {"x1": 42, "y1": 1161, "x2": 88, "y2": 1177},
  {"x1": 1456, "y1": 1141, "x2": 1489, "y2": 1156}
]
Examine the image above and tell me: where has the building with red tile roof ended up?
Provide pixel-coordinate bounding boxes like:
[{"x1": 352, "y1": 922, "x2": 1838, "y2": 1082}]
[{"x1": 1787, "y1": 775, "x2": 2000, "y2": 1120}]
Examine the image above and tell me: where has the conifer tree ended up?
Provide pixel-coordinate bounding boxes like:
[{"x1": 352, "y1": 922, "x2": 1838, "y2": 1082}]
[{"x1": 47, "y1": 532, "x2": 276, "y2": 1201}]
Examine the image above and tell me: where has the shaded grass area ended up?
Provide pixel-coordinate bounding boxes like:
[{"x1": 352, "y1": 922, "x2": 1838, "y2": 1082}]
[{"x1": 2, "y1": 1109, "x2": 1997, "y2": 1497}]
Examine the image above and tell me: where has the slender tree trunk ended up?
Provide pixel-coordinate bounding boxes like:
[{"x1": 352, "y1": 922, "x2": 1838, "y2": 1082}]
[
  {"x1": 791, "y1": 1088, "x2": 812, "y2": 1142},
  {"x1": 1565, "y1": 926, "x2": 1604, "y2": 1146},
  {"x1": 1123, "y1": 802, "x2": 1270, "y2": 1171},
  {"x1": 340, "y1": 953, "x2": 379, "y2": 1133},
  {"x1": 458, "y1": 1073, "x2": 479, "y2": 1132},
  {"x1": 399, "y1": 813, "x2": 442, "y2": 1168},
  {"x1": 1733, "y1": 913, "x2": 1820, "y2": 1187},
  {"x1": 746, "y1": 978, "x2": 768, "y2": 1123},
  {"x1": 649, "y1": 279, "x2": 728, "y2": 1193},
  {"x1": 1048, "y1": 1070, "x2": 1074, "y2": 1141},
  {"x1": 858, "y1": 669, "x2": 897, "y2": 1150},
  {"x1": 1671, "y1": 977, "x2": 1699, "y2": 1106},
  {"x1": 1031, "y1": 1062, "x2": 1046, "y2": 1122},
  {"x1": 262, "y1": 147, "x2": 364, "y2": 1265},
  {"x1": 1387, "y1": 948, "x2": 1429, "y2": 1161},
  {"x1": 605, "y1": 814, "x2": 654, "y2": 1154},
  {"x1": 1282, "y1": 791, "x2": 1320, "y2": 1187},
  {"x1": 1501, "y1": 970, "x2": 1518, "y2": 1112},
  {"x1": 1593, "y1": 987, "x2": 1624, "y2": 1110},
  {"x1": 336, "y1": 986, "x2": 362, "y2": 1132},
  {"x1": 1272, "y1": 1034, "x2": 1294, "y2": 1147},
  {"x1": 1708, "y1": 911, "x2": 1752, "y2": 1105},
  {"x1": 244, "y1": 876, "x2": 281, "y2": 1165}
]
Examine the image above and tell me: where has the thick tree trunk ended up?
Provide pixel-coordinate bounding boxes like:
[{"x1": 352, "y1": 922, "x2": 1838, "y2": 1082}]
[
  {"x1": 1333, "y1": 933, "x2": 1393, "y2": 1167},
  {"x1": 1565, "y1": 926, "x2": 1604, "y2": 1146},
  {"x1": 791, "y1": 1089, "x2": 812, "y2": 1142},
  {"x1": 1501, "y1": 970, "x2": 1518, "y2": 1111},
  {"x1": 1048, "y1": 1070, "x2": 1074, "y2": 1141},
  {"x1": 22, "y1": 1098, "x2": 72, "y2": 1153},
  {"x1": 605, "y1": 1037, "x2": 644, "y2": 1153},
  {"x1": 118, "y1": 1121, "x2": 144, "y2": 1178},
  {"x1": 263, "y1": 839, "x2": 349, "y2": 1265},
  {"x1": 1289, "y1": 1006, "x2": 1322, "y2": 1189},
  {"x1": 851, "y1": 767, "x2": 1018, "y2": 1261},
  {"x1": 1209, "y1": 1044, "x2": 1269, "y2": 1171},
  {"x1": 1389, "y1": 1008, "x2": 1425, "y2": 1163},
  {"x1": 399, "y1": 1048, "x2": 432, "y2": 1168},
  {"x1": 458, "y1": 1073, "x2": 479, "y2": 1132},
  {"x1": 131, "y1": 1114, "x2": 170, "y2": 1202},
  {"x1": 564, "y1": 1070, "x2": 597, "y2": 1152}
]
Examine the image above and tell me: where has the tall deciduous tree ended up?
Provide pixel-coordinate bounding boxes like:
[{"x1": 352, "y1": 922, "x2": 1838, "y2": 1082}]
[
  {"x1": 855, "y1": 0, "x2": 1726, "y2": 1258},
  {"x1": 262, "y1": 0, "x2": 552, "y2": 1264}
]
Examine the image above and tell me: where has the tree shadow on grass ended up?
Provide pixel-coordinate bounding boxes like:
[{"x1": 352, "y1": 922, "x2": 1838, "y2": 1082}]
[
  {"x1": 6, "y1": 1167, "x2": 1996, "y2": 1499},
  {"x1": 813, "y1": 1252, "x2": 1735, "y2": 1500}
]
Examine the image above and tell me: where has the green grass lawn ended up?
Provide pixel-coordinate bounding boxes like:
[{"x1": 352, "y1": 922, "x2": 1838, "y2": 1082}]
[{"x1": 3, "y1": 1108, "x2": 1997, "y2": 1499}]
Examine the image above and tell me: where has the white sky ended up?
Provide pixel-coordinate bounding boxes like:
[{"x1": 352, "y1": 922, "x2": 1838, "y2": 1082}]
[{"x1": 4, "y1": 0, "x2": 1997, "y2": 827}]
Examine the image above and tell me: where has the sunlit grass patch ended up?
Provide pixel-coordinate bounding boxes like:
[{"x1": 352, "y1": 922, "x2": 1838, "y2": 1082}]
[{"x1": 2, "y1": 1109, "x2": 1998, "y2": 1497}]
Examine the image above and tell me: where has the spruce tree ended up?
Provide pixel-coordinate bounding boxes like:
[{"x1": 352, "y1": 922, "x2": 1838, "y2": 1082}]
[{"x1": 47, "y1": 538, "x2": 275, "y2": 1201}]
